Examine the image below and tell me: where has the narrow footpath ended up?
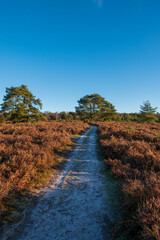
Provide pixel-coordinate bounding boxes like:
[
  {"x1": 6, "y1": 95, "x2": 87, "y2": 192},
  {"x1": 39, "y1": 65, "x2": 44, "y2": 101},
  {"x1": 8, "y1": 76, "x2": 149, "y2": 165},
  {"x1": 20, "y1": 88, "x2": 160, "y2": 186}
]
[{"x1": 2, "y1": 126, "x2": 121, "y2": 240}]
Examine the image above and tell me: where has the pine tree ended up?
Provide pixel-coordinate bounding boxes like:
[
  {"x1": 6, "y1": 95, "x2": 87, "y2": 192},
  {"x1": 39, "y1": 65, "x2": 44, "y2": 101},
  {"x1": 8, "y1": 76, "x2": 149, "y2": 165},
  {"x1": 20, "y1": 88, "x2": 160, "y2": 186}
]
[
  {"x1": 1, "y1": 85, "x2": 43, "y2": 123},
  {"x1": 75, "y1": 94, "x2": 116, "y2": 121},
  {"x1": 139, "y1": 100, "x2": 158, "y2": 122}
]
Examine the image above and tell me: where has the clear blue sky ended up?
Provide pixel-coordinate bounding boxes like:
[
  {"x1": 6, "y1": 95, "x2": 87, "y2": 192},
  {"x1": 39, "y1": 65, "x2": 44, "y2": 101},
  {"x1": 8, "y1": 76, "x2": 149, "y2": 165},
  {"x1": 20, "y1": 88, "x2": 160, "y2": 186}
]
[{"x1": 0, "y1": 0, "x2": 160, "y2": 113}]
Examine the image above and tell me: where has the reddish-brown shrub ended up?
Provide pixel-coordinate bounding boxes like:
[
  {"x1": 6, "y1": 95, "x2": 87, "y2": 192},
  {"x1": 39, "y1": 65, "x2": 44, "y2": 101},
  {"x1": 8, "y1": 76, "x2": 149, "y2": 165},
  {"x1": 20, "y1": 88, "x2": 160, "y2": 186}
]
[
  {"x1": 0, "y1": 121, "x2": 89, "y2": 223},
  {"x1": 97, "y1": 122, "x2": 160, "y2": 240}
]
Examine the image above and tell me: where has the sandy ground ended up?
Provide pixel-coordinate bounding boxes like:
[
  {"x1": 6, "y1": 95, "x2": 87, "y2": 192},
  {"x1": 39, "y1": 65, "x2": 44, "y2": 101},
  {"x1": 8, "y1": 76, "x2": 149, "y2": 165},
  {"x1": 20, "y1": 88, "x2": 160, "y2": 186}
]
[{"x1": 1, "y1": 126, "x2": 121, "y2": 240}]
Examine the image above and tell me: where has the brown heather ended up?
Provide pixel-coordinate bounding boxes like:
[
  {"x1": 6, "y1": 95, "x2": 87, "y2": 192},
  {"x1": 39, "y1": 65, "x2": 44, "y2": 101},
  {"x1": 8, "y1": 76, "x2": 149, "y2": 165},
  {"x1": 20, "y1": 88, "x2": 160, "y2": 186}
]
[
  {"x1": 0, "y1": 121, "x2": 89, "y2": 224},
  {"x1": 97, "y1": 122, "x2": 160, "y2": 240}
]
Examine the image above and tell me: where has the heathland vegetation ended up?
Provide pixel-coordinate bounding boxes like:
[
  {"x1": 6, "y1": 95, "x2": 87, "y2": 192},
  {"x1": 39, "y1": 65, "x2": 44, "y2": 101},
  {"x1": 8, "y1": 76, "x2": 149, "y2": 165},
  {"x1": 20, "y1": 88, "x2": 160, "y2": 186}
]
[
  {"x1": 98, "y1": 122, "x2": 160, "y2": 239},
  {"x1": 0, "y1": 85, "x2": 160, "y2": 239},
  {"x1": 0, "y1": 121, "x2": 89, "y2": 225}
]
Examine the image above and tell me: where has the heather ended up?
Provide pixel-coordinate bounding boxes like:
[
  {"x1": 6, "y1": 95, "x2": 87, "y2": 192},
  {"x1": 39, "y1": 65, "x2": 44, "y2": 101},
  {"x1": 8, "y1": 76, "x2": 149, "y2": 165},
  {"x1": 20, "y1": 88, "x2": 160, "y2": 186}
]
[
  {"x1": 0, "y1": 121, "x2": 89, "y2": 224},
  {"x1": 97, "y1": 122, "x2": 160, "y2": 240}
]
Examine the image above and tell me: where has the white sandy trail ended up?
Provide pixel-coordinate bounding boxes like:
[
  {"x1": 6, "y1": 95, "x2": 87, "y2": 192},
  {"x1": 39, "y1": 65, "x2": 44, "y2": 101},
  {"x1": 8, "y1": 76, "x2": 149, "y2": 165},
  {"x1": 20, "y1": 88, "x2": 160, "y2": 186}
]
[{"x1": 2, "y1": 126, "x2": 120, "y2": 240}]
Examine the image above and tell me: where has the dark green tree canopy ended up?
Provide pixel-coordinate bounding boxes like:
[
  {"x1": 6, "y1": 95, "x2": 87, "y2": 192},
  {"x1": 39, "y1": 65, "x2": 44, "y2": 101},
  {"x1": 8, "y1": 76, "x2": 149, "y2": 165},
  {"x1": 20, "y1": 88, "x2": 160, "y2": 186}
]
[
  {"x1": 139, "y1": 100, "x2": 158, "y2": 122},
  {"x1": 1, "y1": 85, "x2": 43, "y2": 122},
  {"x1": 75, "y1": 94, "x2": 116, "y2": 121}
]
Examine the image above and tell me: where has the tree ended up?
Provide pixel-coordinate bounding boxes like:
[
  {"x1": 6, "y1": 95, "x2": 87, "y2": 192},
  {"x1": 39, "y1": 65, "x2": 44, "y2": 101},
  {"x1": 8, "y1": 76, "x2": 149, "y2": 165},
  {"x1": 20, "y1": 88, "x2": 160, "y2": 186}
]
[
  {"x1": 59, "y1": 112, "x2": 68, "y2": 120},
  {"x1": 68, "y1": 112, "x2": 79, "y2": 120},
  {"x1": 75, "y1": 94, "x2": 116, "y2": 121},
  {"x1": 139, "y1": 100, "x2": 158, "y2": 122},
  {"x1": 44, "y1": 112, "x2": 59, "y2": 121},
  {"x1": 0, "y1": 113, "x2": 5, "y2": 123},
  {"x1": 1, "y1": 85, "x2": 43, "y2": 123}
]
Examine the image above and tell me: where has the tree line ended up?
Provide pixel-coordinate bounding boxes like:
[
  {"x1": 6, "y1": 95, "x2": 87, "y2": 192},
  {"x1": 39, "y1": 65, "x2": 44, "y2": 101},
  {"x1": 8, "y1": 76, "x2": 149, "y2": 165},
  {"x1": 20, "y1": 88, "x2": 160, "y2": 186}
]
[{"x1": 0, "y1": 85, "x2": 159, "y2": 123}]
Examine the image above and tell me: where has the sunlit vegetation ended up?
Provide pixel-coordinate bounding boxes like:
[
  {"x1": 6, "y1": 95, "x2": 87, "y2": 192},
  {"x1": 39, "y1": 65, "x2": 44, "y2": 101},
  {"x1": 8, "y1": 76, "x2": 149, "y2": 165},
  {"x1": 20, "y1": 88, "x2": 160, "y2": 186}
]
[
  {"x1": 75, "y1": 93, "x2": 116, "y2": 121},
  {"x1": 0, "y1": 85, "x2": 159, "y2": 123},
  {"x1": 1, "y1": 85, "x2": 44, "y2": 123},
  {"x1": 97, "y1": 122, "x2": 160, "y2": 240},
  {"x1": 0, "y1": 121, "x2": 89, "y2": 224},
  {"x1": 0, "y1": 86, "x2": 160, "y2": 238}
]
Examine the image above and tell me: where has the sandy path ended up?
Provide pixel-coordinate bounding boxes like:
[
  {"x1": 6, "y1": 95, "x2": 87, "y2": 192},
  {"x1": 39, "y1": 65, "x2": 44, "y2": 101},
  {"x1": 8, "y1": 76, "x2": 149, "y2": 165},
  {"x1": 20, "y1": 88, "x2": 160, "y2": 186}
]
[{"x1": 2, "y1": 126, "x2": 121, "y2": 240}]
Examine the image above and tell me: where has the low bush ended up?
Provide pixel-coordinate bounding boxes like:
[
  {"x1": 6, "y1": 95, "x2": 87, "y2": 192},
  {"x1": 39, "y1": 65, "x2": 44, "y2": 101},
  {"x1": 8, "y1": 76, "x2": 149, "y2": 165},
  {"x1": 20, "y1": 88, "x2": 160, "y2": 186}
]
[
  {"x1": 97, "y1": 122, "x2": 160, "y2": 240},
  {"x1": 0, "y1": 121, "x2": 89, "y2": 224}
]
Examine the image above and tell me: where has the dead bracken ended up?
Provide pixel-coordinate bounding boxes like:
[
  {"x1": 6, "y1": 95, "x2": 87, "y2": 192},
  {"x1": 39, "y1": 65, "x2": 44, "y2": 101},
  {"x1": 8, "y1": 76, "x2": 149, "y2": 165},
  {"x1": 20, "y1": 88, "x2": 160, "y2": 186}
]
[
  {"x1": 97, "y1": 121, "x2": 160, "y2": 240},
  {"x1": 0, "y1": 121, "x2": 89, "y2": 225}
]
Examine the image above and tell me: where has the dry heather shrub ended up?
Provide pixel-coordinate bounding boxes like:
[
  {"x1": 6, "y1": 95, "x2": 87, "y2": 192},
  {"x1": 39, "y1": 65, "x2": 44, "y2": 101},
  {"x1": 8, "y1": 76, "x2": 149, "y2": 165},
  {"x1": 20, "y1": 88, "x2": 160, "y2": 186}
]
[
  {"x1": 136, "y1": 197, "x2": 160, "y2": 240},
  {"x1": 0, "y1": 121, "x2": 89, "y2": 223},
  {"x1": 97, "y1": 122, "x2": 160, "y2": 240}
]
